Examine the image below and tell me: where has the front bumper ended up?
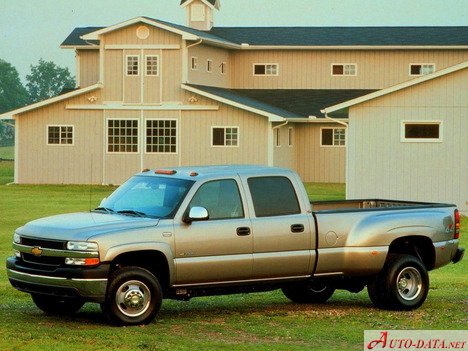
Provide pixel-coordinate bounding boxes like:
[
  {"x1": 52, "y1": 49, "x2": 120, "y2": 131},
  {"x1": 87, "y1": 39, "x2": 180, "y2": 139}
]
[
  {"x1": 6, "y1": 257, "x2": 109, "y2": 302},
  {"x1": 452, "y1": 247, "x2": 465, "y2": 264}
]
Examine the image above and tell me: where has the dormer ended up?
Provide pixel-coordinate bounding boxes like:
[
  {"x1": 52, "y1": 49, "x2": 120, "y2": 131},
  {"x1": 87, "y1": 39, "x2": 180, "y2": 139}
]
[{"x1": 180, "y1": 0, "x2": 220, "y2": 31}]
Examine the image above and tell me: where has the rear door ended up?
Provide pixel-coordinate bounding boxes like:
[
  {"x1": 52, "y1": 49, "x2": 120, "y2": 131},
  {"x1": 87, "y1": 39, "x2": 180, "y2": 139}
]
[{"x1": 242, "y1": 175, "x2": 314, "y2": 279}]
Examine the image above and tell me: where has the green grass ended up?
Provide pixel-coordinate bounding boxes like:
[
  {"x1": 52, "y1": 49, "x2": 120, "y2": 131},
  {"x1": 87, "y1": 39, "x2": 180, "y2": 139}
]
[
  {"x1": 0, "y1": 145, "x2": 14, "y2": 160},
  {"x1": 0, "y1": 162, "x2": 466, "y2": 350}
]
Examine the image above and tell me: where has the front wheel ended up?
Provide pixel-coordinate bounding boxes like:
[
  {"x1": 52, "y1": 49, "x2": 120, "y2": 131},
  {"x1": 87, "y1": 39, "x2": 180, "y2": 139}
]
[
  {"x1": 367, "y1": 254, "x2": 429, "y2": 310},
  {"x1": 31, "y1": 294, "x2": 84, "y2": 315},
  {"x1": 282, "y1": 280, "x2": 335, "y2": 303},
  {"x1": 102, "y1": 266, "x2": 162, "y2": 325}
]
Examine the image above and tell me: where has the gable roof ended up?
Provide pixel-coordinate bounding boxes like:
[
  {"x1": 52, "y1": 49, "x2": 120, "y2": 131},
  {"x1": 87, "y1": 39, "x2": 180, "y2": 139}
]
[
  {"x1": 183, "y1": 84, "x2": 376, "y2": 120},
  {"x1": 180, "y1": 0, "x2": 220, "y2": 10},
  {"x1": 61, "y1": 27, "x2": 102, "y2": 47},
  {"x1": 322, "y1": 61, "x2": 468, "y2": 115},
  {"x1": 0, "y1": 84, "x2": 102, "y2": 119}
]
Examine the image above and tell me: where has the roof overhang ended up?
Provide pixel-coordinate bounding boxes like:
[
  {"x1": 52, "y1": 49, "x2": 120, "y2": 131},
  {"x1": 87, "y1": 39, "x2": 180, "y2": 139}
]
[
  {"x1": 181, "y1": 84, "x2": 285, "y2": 122},
  {"x1": 180, "y1": 0, "x2": 220, "y2": 10},
  {"x1": 81, "y1": 17, "x2": 199, "y2": 41},
  {"x1": 238, "y1": 45, "x2": 468, "y2": 50},
  {"x1": 60, "y1": 45, "x2": 99, "y2": 50},
  {"x1": 322, "y1": 60, "x2": 468, "y2": 115},
  {"x1": 0, "y1": 83, "x2": 102, "y2": 119}
]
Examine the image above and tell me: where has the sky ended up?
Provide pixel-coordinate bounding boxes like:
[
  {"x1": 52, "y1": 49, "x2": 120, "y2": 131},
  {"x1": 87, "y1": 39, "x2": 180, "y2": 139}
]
[{"x1": 0, "y1": 0, "x2": 467, "y2": 82}]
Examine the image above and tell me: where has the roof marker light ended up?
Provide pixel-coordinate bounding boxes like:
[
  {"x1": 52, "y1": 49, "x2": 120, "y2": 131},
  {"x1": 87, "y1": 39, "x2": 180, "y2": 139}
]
[
  {"x1": 155, "y1": 169, "x2": 177, "y2": 175},
  {"x1": 190, "y1": 172, "x2": 199, "y2": 177},
  {"x1": 142, "y1": 168, "x2": 150, "y2": 173}
]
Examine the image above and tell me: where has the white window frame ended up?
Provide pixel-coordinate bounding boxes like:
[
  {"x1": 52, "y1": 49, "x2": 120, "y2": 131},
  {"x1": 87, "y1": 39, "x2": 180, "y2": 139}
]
[
  {"x1": 331, "y1": 63, "x2": 357, "y2": 76},
  {"x1": 191, "y1": 57, "x2": 198, "y2": 70},
  {"x1": 409, "y1": 63, "x2": 436, "y2": 76},
  {"x1": 126, "y1": 55, "x2": 140, "y2": 76},
  {"x1": 320, "y1": 127, "x2": 346, "y2": 147},
  {"x1": 46, "y1": 125, "x2": 74, "y2": 146},
  {"x1": 253, "y1": 63, "x2": 279, "y2": 76},
  {"x1": 221, "y1": 62, "x2": 227, "y2": 75},
  {"x1": 144, "y1": 118, "x2": 178, "y2": 154},
  {"x1": 106, "y1": 118, "x2": 139, "y2": 154},
  {"x1": 275, "y1": 128, "x2": 281, "y2": 147},
  {"x1": 400, "y1": 120, "x2": 443, "y2": 143},
  {"x1": 145, "y1": 55, "x2": 159, "y2": 76},
  {"x1": 288, "y1": 127, "x2": 293, "y2": 147},
  {"x1": 211, "y1": 126, "x2": 240, "y2": 147},
  {"x1": 207, "y1": 59, "x2": 213, "y2": 73}
]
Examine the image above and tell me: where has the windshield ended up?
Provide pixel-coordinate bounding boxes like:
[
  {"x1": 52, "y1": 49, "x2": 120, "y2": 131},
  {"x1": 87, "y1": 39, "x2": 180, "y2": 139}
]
[{"x1": 96, "y1": 175, "x2": 194, "y2": 218}]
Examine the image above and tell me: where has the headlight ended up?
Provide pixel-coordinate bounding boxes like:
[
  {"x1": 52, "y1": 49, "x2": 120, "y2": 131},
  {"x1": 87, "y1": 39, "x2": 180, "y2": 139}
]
[
  {"x1": 65, "y1": 257, "x2": 100, "y2": 266},
  {"x1": 13, "y1": 233, "x2": 20, "y2": 244},
  {"x1": 66, "y1": 241, "x2": 99, "y2": 251}
]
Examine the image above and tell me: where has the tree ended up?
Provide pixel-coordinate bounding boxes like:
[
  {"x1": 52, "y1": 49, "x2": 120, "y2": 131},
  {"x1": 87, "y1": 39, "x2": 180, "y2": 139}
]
[
  {"x1": 0, "y1": 59, "x2": 30, "y2": 144},
  {"x1": 26, "y1": 59, "x2": 75, "y2": 103}
]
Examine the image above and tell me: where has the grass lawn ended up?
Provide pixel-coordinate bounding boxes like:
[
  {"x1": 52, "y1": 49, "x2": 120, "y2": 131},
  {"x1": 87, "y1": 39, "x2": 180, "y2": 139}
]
[
  {"x1": 0, "y1": 145, "x2": 14, "y2": 160},
  {"x1": 0, "y1": 161, "x2": 466, "y2": 350}
]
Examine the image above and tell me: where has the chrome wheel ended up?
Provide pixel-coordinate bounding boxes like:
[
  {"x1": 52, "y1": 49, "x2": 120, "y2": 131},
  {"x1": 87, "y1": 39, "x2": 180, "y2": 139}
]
[
  {"x1": 115, "y1": 280, "x2": 151, "y2": 317},
  {"x1": 396, "y1": 267, "x2": 422, "y2": 301}
]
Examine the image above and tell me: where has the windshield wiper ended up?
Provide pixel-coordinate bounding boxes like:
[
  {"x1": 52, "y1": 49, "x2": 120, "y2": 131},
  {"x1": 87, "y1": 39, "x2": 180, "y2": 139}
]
[
  {"x1": 92, "y1": 207, "x2": 115, "y2": 214},
  {"x1": 116, "y1": 210, "x2": 147, "y2": 217}
]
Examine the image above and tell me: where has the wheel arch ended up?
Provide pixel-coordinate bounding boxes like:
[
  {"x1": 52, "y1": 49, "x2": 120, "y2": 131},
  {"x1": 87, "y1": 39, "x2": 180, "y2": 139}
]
[{"x1": 388, "y1": 236, "x2": 435, "y2": 270}]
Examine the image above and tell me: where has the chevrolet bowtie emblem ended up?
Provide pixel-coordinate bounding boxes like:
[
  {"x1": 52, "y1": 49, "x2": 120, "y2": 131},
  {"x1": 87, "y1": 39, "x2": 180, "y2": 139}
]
[{"x1": 31, "y1": 247, "x2": 43, "y2": 256}]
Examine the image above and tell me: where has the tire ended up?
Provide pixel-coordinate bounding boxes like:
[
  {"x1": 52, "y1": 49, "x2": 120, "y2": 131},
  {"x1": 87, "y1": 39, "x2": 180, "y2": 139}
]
[
  {"x1": 367, "y1": 254, "x2": 429, "y2": 310},
  {"x1": 31, "y1": 294, "x2": 84, "y2": 315},
  {"x1": 282, "y1": 280, "x2": 335, "y2": 303},
  {"x1": 102, "y1": 266, "x2": 162, "y2": 326}
]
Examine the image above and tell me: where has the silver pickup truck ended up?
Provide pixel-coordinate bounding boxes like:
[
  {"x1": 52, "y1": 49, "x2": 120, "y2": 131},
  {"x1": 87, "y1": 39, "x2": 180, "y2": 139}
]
[{"x1": 6, "y1": 166, "x2": 464, "y2": 325}]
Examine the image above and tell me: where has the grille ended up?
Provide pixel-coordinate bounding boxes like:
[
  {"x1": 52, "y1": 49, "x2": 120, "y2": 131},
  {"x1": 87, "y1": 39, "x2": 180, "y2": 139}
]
[
  {"x1": 22, "y1": 253, "x2": 64, "y2": 266},
  {"x1": 21, "y1": 237, "x2": 66, "y2": 250}
]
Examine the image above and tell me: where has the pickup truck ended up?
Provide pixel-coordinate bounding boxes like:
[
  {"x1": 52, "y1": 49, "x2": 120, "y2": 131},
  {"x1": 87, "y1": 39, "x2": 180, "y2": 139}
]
[{"x1": 6, "y1": 166, "x2": 464, "y2": 325}]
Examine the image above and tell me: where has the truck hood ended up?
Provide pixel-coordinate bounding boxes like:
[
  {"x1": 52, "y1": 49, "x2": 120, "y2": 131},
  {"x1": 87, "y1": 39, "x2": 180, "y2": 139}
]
[{"x1": 16, "y1": 212, "x2": 159, "y2": 241}]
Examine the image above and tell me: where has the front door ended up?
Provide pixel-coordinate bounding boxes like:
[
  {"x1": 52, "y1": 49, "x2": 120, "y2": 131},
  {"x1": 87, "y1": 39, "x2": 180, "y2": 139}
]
[{"x1": 174, "y1": 177, "x2": 253, "y2": 285}]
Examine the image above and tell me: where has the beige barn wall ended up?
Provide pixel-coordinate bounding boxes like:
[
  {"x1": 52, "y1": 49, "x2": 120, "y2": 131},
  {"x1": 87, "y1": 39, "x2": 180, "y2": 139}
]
[
  {"x1": 295, "y1": 123, "x2": 346, "y2": 183},
  {"x1": 16, "y1": 91, "x2": 104, "y2": 184},
  {"x1": 187, "y1": 44, "x2": 230, "y2": 88},
  {"x1": 273, "y1": 125, "x2": 296, "y2": 170},
  {"x1": 231, "y1": 49, "x2": 468, "y2": 89},
  {"x1": 347, "y1": 68, "x2": 468, "y2": 212},
  {"x1": 77, "y1": 50, "x2": 100, "y2": 87},
  {"x1": 104, "y1": 24, "x2": 181, "y2": 46}
]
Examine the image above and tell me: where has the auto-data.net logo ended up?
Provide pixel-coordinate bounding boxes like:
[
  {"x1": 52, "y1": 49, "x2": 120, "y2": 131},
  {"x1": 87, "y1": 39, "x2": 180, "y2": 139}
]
[{"x1": 364, "y1": 330, "x2": 467, "y2": 350}]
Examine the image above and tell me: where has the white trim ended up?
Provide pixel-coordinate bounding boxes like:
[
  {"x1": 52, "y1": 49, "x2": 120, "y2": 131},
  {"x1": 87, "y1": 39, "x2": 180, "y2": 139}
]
[
  {"x1": 178, "y1": 110, "x2": 182, "y2": 166},
  {"x1": 46, "y1": 125, "x2": 75, "y2": 146},
  {"x1": 211, "y1": 126, "x2": 239, "y2": 148},
  {"x1": 106, "y1": 118, "x2": 140, "y2": 154},
  {"x1": 267, "y1": 123, "x2": 273, "y2": 166},
  {"x1": 144, "y1": 118, "x2": 179, "y2": 154},
  {"x1": 207, "y1": 59, "x2": 213, "y2": 73},
  {"x1": 400, "y1": 120, "x2": 443, "y2": 143},
  {"x1": 409, "y1": 63, "x2": 436, "y2": 76},
  {"x1": 181, "y1": 84, "x2": 285, "y2": 122},
  {"x1": 159, "y1": 50, "x2": 163, "y2": 103},
  {"x1": 191, "y1": 56, "x2": 198, "y2": 70},
  {"x1": 140, "y1": 50, "x2": 144, "y2": 104},
  {"x1": 75, "y1": 51, "x2": 81, "y2": 88},
  {"x1": 253, "y1": 63, "x2": 279, "y2": 76},
  {"x1": 140, "y1": 110, "x2": 144, "y2": 171},
  {"x1": 181, "y1": 40, "x2": 188, "y2": 83},
  {"x1": 105, "y1": 44, "x2": 180, "y2": 50},
  {"x1": 99, "y1": 36, "x2": 105, "y2": 83},
  {"x1": 0, "y1": 84, "x2": 102, "y2": 119},
  {"x1": 60, "y1": 45, "x2": 99, "y2": 50},
  {"x1": 125, "y1": 55, "x2": 140, "y2": 76},
  {"x1": 66, "y1": 104, "x2": 219, "y2": 111},
  {"x1": 288, "y1": 127, "x2": 293, "y2": 147},
  {"x1": 331, "y1": 63, "x2": 357, "y2": 76},
  {"x1": 320, "y1": 127, "x2": 346, "y2": 147},
  {"x1": 81, "y1": 17, "x2": 199, "y2": 41},
  {"x1": 275, "y1": 128, "x2": 281, "y2": 147},
  {"x1": 322, "y1": 61, "x2": 468, "y2": 114},
  {"x1": 102, "y1": 111, "x2": 107, "y2": 185},
  {"x1": 14, "y1": 118, "x2": 18, "y2": 183}
]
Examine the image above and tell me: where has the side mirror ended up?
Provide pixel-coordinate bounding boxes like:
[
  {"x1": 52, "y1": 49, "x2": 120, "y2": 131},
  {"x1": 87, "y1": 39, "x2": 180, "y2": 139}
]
[{"x1": 183, "y1": 206, "x2": 209, "y2": 224}]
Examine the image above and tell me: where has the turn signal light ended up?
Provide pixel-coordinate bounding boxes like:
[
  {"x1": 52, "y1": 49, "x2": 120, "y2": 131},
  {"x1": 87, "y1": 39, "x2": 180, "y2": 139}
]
[
  {"x1": 454, "y1": 209, "x2": 460, "y2": 239},
  {"x1": 65, "y1": 258, "x2": 100, "y2": 266}
]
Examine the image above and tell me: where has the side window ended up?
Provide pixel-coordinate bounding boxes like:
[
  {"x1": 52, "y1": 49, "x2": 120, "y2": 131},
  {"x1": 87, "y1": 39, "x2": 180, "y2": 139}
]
[
  {"x1": 248, "y1": 176, "x2": 301, "y2": 217},
  {"x1": 189, "y1": 179, "x2": 244, "y2": 220}
]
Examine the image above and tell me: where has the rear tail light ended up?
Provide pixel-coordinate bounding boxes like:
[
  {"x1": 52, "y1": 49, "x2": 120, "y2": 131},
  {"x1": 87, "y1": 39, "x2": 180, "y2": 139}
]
[{"x1": 454, "y1": 209, "x2": 460, "y2": 239}]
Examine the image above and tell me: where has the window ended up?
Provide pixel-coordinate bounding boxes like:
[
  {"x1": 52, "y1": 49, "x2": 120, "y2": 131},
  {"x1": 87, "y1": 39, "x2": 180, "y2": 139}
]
[
  {"x1": 275, "y1": 128, "x2": 281, "y2": 147},
  {"x1": 145, "y1": 55, "x2": 159, "y2": 76},
  {"x1": 191, "y1": 57, "x2": 198, "y2": 70},
  {"x1": 146, "y1": 119, "x2": 177, "y2": 153},
  {"x1": 332, "y1": 64, "x2": 356, "y2": 76},
  {"x1": 321, "y1": 128, "x2": 346, "y2": 147},
  {"x1": 207, "y1": 59, "x2": 213, "y2": 73},
  {"x1": 212, "y1": 127, "x2": 239, "y2": 147},
  {"x1": 253, "y1": 64, "x2": 278, "y2": 76},
  {"x1": 47, "y1": 125, "x2": 73, "y2": 145},
  {"x1": 189, "y1": 179, "x2": 244, "y2": 220},
  {"x1": 221, "y1": 62, "x2": 227, "y2": 74},
  {"x1": 126, "y1": 56, "x2": 139, "y2": 76},
  {"x1": 410, "y1": 64, "x2": 435, "y2": 76},
  {"x1": 288, "y1": 127, "x2": 293, "y2": 147},
  {"x1": 107, "y1": 119, "x2": 138, "y2": 153},
  {"x1": 191, "y1": 3, "x2": 206, "y2": 21},
  {"x1": 248, "y1": 177, "x2": 301, "y2": 217},
  {"x1": 401, "y1": 121, "x2": 442, "y2": 142}
]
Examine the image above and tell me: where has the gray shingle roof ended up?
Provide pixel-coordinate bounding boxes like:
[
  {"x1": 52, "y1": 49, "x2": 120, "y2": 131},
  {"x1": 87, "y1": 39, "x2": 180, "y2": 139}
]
[
  {"x1": 61, "y1": 27, "x2": 103, "y2": 46},
  {"x1": 186, "y1": 84, "x2": 377, "y2": 118}
]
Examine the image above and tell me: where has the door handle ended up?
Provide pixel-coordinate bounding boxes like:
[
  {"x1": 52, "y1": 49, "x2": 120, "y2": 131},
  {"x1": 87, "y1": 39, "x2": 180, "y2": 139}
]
[
  {"x1": 291, "y1": 224, "x2": 305, "y2": 233},
  {"x1": 236, "y1": 227, "x2": 251, "y2": 236}
]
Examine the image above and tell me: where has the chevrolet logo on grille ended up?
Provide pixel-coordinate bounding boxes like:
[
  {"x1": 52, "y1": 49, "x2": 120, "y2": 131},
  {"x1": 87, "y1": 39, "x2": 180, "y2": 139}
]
[{"x1": 31, "y1": 247, "x2": 43, "y2": 256}]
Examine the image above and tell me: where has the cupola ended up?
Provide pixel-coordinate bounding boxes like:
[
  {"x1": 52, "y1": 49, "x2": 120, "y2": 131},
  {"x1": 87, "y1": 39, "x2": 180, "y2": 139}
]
[{"x1": 180, "y1": 0, "x2": 220, "y2": 31}]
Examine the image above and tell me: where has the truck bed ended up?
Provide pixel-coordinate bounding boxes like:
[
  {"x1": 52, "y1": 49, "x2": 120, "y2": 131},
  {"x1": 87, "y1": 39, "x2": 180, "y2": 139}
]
[{"x1": 311, "y1": 199, "x2": 455, "y2": 213}]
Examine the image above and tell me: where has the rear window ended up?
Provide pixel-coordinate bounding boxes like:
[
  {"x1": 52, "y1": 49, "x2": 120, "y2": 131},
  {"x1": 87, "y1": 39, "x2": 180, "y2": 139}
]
[{"x1": 248, "y1": 176, "x2": 301, "y2": 217}]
